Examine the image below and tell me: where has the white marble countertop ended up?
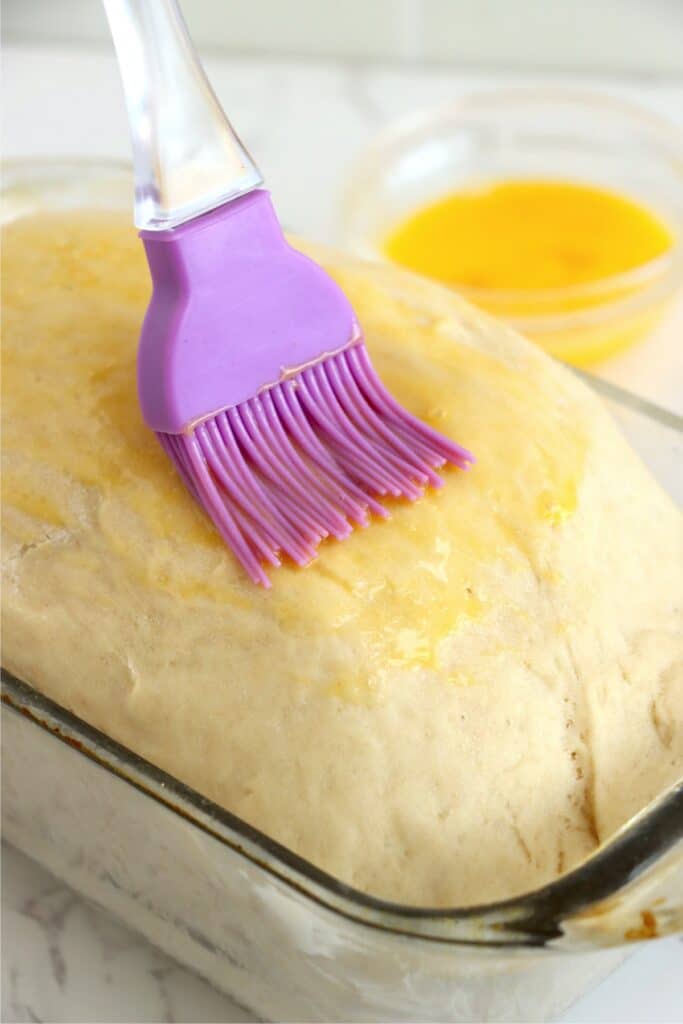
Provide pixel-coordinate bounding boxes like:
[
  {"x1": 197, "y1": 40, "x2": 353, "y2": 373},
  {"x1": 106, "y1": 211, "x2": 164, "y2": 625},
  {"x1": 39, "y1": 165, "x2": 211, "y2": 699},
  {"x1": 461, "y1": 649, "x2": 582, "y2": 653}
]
[
  {"x1": 2, "y1": 42, "x2": 683, "y2": 1023},
  {"x1": 4, "y1": 843, "x2": 683, "y2": 1024}
]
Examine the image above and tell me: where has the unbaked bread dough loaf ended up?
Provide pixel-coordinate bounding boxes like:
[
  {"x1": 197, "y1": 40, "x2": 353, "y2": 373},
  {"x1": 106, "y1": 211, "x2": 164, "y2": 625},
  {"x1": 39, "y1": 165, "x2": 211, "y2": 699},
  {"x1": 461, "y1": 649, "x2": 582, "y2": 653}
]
[{"x1": 3, "y1": 209, "x2": 682, "y2": 907}]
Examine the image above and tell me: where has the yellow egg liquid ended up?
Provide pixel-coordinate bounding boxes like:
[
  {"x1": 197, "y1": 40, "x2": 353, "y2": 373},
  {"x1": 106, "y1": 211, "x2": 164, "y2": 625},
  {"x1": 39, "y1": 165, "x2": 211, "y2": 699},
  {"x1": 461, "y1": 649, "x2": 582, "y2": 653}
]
[{"x1": 384, "y1": 179, "x2": 675, "y2": 364}]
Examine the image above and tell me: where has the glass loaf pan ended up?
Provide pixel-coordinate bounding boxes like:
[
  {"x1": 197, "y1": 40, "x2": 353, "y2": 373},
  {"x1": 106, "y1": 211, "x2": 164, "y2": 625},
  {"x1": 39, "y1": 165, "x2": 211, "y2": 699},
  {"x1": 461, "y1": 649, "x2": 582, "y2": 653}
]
[
  {"x1": 3, "y1": 673, "x2": 683, "y2": 1023},
  {"x1": 2, "y1": 160, "x2": 683, "y2": 1023}
]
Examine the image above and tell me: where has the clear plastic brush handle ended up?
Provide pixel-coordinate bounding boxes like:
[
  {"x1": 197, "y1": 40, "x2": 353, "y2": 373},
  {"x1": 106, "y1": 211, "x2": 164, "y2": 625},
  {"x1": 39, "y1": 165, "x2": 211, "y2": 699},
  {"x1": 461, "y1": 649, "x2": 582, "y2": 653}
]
[{"x1": 103, "y1": 0, "x2": 263, "y2": 230}]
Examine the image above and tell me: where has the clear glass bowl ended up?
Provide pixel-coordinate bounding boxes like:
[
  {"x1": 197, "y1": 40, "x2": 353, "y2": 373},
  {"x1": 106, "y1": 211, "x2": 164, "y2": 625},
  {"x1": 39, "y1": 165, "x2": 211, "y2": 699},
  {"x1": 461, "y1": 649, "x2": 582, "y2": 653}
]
[
  {"x1": 341, "y1": 89, "x2": 683, "y2": 365},
  {"x1": 2, "y1": 159, "x2": 683, "y2": 1023}
]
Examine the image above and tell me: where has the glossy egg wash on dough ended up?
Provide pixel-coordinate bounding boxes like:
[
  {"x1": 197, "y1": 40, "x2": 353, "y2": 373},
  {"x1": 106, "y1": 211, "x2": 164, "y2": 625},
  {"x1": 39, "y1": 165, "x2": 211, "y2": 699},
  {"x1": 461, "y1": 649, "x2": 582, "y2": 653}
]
[
  {"x1": 384, "y1": 179, "x2": 675, "y2": 363},
  {"x1": 3, "y1": 210, "x2": 587, "y2": 702}
]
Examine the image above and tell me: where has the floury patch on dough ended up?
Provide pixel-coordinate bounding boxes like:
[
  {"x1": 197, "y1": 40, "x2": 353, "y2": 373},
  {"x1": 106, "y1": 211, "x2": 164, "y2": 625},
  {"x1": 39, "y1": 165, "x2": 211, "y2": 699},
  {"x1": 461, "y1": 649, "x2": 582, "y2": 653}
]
[{"x1": 2, "y1": 209, "x2": 682, "y2": 907}]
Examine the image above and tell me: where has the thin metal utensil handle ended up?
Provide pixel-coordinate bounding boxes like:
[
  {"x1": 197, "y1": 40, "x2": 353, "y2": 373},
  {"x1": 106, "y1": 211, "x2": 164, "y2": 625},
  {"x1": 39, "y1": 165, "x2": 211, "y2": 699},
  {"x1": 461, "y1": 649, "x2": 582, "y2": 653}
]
[{"x1": 103, "y1": 0, "x2": 263, "y2": 230}]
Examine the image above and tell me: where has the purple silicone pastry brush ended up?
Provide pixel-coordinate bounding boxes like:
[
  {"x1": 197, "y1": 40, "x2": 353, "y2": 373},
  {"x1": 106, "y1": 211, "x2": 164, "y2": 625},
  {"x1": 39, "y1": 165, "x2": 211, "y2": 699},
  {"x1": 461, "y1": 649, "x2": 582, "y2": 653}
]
[{"x1": 105, "y1": 0, "x2": 473, "y2": 586}]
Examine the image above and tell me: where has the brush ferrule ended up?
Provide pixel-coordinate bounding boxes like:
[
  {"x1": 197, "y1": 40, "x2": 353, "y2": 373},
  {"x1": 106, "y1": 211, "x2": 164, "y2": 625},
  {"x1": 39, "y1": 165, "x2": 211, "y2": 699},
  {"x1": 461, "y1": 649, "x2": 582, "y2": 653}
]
[{"x1": 137, "y1": 190, "x2": 358, "y2": 434}]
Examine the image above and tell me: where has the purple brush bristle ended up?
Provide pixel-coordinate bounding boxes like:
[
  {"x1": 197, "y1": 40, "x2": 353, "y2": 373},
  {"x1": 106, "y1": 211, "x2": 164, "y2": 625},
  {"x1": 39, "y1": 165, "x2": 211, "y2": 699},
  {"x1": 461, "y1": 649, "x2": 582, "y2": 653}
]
[
  {"x1": 139, "y1": 191, "x2": 472, "y2": 588},
  {"x1": 157, "y1": 342, "x2": 472, "y2": 587}
]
